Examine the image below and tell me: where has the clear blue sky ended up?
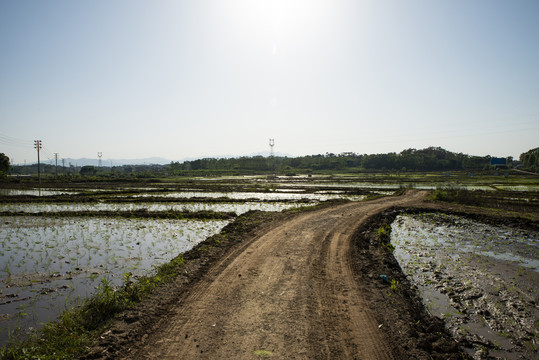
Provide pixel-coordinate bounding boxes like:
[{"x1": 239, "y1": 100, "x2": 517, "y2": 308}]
[{"x1": 1, "y1": 0, "x2": 538, "y2": 164}]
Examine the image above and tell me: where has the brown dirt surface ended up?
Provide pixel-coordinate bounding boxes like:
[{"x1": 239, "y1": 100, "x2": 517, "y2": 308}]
[{"x1": 86, "y1": 191, "x2": 474, "y2": 359}]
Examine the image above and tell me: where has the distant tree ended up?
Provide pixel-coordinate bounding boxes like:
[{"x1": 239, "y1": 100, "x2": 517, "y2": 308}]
[
  {"x1": 0, "y1": 153, "x2": 10, "y2": 175},
  {"x1": 520, "y1": 147, "x2": 539, "y2": 171},
  {"x1": 80, "y1": 165, "x2": 96, "y2": 176},
  {"x1": 506, "y1": 156, "x2": 513, "y2": 167}
]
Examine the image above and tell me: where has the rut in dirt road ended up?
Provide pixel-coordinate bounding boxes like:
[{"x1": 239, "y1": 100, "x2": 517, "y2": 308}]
[{"x1": 125, "y1": 191, "x2": 427, "y2": 359}]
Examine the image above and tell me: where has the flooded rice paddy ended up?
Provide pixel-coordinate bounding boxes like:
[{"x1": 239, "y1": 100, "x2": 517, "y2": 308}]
[
  {"x1": 0, "y1": 201, "x2": 309, "y2": 215},
  {"x1": 0, "y1": 188, "x2": 80, "y2": 196},
  {"x1": 0, "y1": 216, "x2": 228, "y2": 346},
  {"x1": 133, "y1": 190, "x2": 368, "y2": 201},
  {"x1": 391, "y1": 213, "x2": 539, "y2": 359}
]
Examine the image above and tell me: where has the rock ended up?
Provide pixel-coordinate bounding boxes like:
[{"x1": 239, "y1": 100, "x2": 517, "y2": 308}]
[{"x1": 473, "y1": 348, "x2": 488, "y2": 359}]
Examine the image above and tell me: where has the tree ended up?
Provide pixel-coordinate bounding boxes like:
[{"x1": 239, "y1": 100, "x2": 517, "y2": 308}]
[
  {"x1": 80, "y1": 165, "x2": 97, "y2": 176},
  {"x1": 519, "y1": 147, "x2": 539, "y2": 171},
  {"x1": 0, "y1": 153, "x2": 10, "y2": 175}
]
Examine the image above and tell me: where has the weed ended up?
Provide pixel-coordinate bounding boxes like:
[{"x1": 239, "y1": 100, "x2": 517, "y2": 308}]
[
  {"x1": 381, "y1": 242, "x2": 395, "y2": 254},
  {"x1": 81, "y1": 277, "x2": 129, "y2": 330},
  {"x1": 442, "y1": 312, "x2": 453, "y2": 320},
  {"x1": 523, "y1": 340, "x2": 536, "y2": 352},
  {"x1": 377, "y1": 224, "x2": 391, "y2": 241},
  {"x1": 253, "y1": 349, "x2": 273, "y2": 357},
  {"x1": 390, "y1": 279, "x2": 401, "y2": 292},
  {"x1": 458, "y1": 325, "x2": 471, "y2": 336},
  {"x1": 2, "y1": 263, "x2": 12, "y2": 276}
]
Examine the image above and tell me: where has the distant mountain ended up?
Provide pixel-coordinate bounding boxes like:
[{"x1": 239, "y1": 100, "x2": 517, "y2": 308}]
[
  {"x1": 167, "y1": 152, "x2": 292, "y2": 163},
  {"x1": 42, "y1": 157, "x2": 172, "y2": 167},
  {"x1": 109, "y1": 157, "x2": 172, "y2": 166},
  {"x1": 247, "y1": 151, "x2": 292, "y2": 158},
  {"x1": 178, "y1": 151, "x2": 292, "y2": 160},
  {"x1": 38, "y1": 153, "x2": 292, "y2": 167}
]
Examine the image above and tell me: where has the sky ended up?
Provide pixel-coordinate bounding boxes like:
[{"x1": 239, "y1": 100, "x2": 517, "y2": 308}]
[{"x1": 1, "y1": 0, "x2": 538, "y2": 164}]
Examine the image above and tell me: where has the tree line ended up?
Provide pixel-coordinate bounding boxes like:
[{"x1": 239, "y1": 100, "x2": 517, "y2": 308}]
[
  {"x1": 168, "y1": 147, "x2": 510, "y2": 173},
  {"x1": 3, "y1": 146, "x2": 536, "y2": 178}
]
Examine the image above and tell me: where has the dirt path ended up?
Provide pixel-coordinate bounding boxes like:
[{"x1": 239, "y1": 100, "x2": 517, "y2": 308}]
[{"x1": 121, "y1": 191, "x2": 427, "y2": 359}]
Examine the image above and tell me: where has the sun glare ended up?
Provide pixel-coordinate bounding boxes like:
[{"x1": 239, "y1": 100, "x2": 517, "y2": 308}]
[{"x1": 224, "y1": 0, "x2": 335, "y2": 54}]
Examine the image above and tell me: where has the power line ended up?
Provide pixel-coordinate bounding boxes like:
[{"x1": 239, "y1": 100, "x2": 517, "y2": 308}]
[
  {"x1": 0, "y1": 133, "x2": 56, "y2": 163},
  {"x1": 0, "y1": 133, "x2": 33, "y2": 148}
]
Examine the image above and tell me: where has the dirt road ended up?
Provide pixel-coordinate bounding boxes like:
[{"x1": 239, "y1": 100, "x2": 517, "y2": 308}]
[{"x1": 120, "y1": 191, "x2": 427, "y2": 359}]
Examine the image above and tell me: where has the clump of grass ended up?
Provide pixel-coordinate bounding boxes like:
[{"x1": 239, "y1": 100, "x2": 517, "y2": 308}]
[
  {"x1": 390, "y1": 278, "x2": 401, "y2": 292},
  {"x1": 377, "y1": 223, "x2": 397, "y2": 266},
  {"x1": 253, "y1": 349, "x2": 273, "y2": 357},
  {"x1": 377, "y1": 224, "x2": 391, "y2": 241},
  {"x1": 381, "y1": 242, "x2": 395, "y2": 254}
]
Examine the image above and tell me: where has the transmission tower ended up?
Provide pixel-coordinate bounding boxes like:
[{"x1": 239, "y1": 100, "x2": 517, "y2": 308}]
[
  {"x1": 269, "y1": 138, "x2": 275, "y2": 158},
  {"x1": 34, "y1": 140, "x2": 42, "y2": 184},
  {"x1": 98, "y1": 152, "x2": 102, "y2": 167}
]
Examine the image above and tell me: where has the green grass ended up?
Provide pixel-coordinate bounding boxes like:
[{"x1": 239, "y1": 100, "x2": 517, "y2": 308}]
[
  {"x1": 377, "y1": 224, "x2": 391, "y2": 241},
  {"x1": 253, "y1": 349, "x2": 273, "y2": 357},
  {"x1": 390, "y1": 278, "x2": 401, "y2": 292}
]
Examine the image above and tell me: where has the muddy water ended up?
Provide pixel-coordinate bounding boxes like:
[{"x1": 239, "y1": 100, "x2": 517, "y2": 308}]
[
  {"x1": 0, "y1": 201, "x2": 311, "y2": 215},
  {"x1": 133, "y1": 191, "x2": 367, "y2": 201},
  {"x1": 0, "y1": 188, "x2": 80, "y2": 196},
  {"x1": 0, "y1": 216, "x2": 228, "y2": 347},
  {"x1": 391, "y1": 213, "x2": 538, "y2": 359}
]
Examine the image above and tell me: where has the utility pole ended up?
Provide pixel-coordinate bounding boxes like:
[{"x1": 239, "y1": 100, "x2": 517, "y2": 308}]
[
  {"x1": 34, "y1": 140, "x2": 42, "y2": 184},
  {"x1": 54, "y1": 153, "x2": 59, "y2": 179}
]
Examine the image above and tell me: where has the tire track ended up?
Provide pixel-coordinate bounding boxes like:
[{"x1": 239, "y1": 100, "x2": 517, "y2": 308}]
[{"x1": 126, "y1": 191, "x2": 427, "y2": 359}]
